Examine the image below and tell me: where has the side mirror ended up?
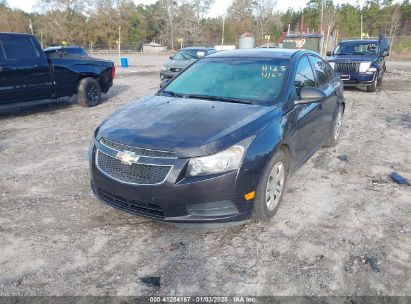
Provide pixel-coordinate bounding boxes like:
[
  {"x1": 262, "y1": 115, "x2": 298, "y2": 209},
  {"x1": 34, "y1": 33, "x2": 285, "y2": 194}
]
[
  {"x1": 169, "y1": 56, "x2": 174, "y2": 60},
  {"x1": 160, "y1": 79, "x2": 169, "y2": 88},
  {"x1": 326, "y1": 51, "x2": 332, "y2": 56},
  {"x1": 296, "y1": 87, "x2": 326, "y2": 104},
  {"x1": 382, "y1": 50, "x2": 389, "y2": 57}
]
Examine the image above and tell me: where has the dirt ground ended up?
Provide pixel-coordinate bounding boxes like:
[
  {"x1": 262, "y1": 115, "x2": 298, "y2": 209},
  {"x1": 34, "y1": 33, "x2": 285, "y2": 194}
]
[{"x1": 0, "y1": 54, "x2": 410, "y2": 297}]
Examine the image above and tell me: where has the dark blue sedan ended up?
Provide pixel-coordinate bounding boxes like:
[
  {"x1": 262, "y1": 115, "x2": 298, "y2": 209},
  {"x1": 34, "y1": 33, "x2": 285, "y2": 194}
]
[{"x1": 89, "y1": 49, "x2": 344, "y2": 225}]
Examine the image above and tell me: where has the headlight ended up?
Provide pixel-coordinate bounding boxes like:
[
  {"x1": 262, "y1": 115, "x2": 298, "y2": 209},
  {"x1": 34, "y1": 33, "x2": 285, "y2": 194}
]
[
  {"x1": 329, "y1": 62, "x2": 335, "y2": 69},
  {"x1": 186, "y1": 137, "x2": 254, "y2": 177},
  {"x1": 359, "y1": 62, "x2": 372, "y2": 73},
  {"x1": 160, "y1": 66, "x2": 168, "y2": 71}
]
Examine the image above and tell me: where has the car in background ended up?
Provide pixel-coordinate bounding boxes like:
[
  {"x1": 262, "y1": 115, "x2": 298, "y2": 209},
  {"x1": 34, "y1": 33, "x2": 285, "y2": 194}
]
[
  {"x1": 90, "y1": 49, "x2": 344, "y2": 225},
  {"x1": 44, "y1": 45, "x2": 89, "y2": 59},
  {"x1": 326, "y1": 36, "x2": 389, "y2": 92},
  {"x1": 160, "y1": 47, "x2": 217, "y2": 80},
  {"x1": 0, "y1": 33, "x2": 114, "y2": 110}
]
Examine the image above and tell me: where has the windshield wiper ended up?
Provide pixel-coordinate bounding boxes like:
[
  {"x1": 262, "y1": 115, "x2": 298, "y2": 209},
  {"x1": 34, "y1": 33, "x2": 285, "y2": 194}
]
[
  {"x1": 162, "y1": 90, "x2": 185, "y2": 98},
  {"x1": 182, "y1": 94, "x2": 253, "y2": 104}
]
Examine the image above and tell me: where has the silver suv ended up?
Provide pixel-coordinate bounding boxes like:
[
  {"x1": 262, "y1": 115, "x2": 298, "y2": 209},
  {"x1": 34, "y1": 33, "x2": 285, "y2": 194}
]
[{"x1": 160, "y1": 47, "x2": 217, "y2": 80}]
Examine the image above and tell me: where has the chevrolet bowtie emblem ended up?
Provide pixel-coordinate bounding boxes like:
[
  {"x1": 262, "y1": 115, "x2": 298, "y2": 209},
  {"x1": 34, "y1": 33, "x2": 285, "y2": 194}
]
[{"x1": 116, "y1": 151, "x2": 140, "y2": 165}]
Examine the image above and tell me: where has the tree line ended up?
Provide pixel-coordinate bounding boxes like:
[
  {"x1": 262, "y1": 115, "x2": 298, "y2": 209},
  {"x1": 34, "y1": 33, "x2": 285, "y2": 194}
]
[{"x1": 0, "y1": 0, "x2": 410, "y2": 50}]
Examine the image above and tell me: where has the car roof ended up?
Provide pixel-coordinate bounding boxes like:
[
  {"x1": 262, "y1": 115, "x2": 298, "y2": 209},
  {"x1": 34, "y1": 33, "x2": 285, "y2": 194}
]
[
  {"x1": 44, "y1": 46, "x2": 83, "y2": 51},
  {"x1": 180, "y1": 47, "x2": 213, "y2": 51},
  {"x1": 207, "y1": 48, "x2": 309, "y2": 59},
  {"x1": 338, "y1": 39, "x2": 379, "y2": 44},
  {"x1": 0, "y1": 32, "x2": 33, "y2": 37}
]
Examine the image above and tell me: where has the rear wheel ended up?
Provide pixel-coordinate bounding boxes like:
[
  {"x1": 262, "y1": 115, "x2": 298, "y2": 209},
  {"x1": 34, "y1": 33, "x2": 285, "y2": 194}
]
[
  {"x1": 324, "y1": 105, "x2": 343, "y2": 148},
  {"x1": 253, "y1": 149, "x2": 289, "y2": 222},
  {"x1": 77, "y1": 77, "x2": 101, "y2": 107}
]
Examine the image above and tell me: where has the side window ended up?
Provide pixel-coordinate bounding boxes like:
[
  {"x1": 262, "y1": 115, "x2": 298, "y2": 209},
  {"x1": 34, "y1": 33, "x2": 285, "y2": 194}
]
[
  {"x1": 310, "y1": 56, "x2": 332, "y2": 86},
  {"x1": 0, "y1": 39, "x2": 5, "y2": 61},
  {"x1": 2, "y1": 35, "x2": 40, "y2": 61},
  {"x1": 294, "y1": 56, "x2": 316, "y2": 96}
]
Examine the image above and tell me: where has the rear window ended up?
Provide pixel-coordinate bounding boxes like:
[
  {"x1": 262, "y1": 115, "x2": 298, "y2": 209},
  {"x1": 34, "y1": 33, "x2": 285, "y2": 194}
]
[{"x1": 2, "y1": 35, "x2": 40, "y2": 60}]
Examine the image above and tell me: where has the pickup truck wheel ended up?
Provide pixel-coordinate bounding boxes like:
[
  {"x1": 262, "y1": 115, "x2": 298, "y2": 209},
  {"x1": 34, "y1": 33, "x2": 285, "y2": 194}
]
[
  {"x1": 324, "y1": 105, "x2": 343, "y2": 148},
  {"x1": 253, "y1": 149, "x2": 289, "y2": 222},
  {"x1": 367, "y1": 79, "x2": 377, "y2": 92},
  {"x1": 77, "y1": 78, "x2": 101, "y2": 107}
]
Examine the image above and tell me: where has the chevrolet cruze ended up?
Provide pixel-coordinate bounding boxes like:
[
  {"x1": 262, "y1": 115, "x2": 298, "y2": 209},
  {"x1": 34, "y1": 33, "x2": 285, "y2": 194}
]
[{"x1": 89, "y1": 49, "x2": 344, "y2": 225}]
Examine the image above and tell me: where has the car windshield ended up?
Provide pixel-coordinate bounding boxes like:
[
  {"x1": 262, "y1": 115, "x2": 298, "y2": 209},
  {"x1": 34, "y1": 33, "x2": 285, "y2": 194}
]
[
  {"x1": 173, "y1": 49, "x2": 207, "y2": 60},
  {"x1": 334, "y1": 42, "x2": 379, "y2": 55},
  {"x1": 162, "y1": 57, "x2": 289, "y2": 105}
]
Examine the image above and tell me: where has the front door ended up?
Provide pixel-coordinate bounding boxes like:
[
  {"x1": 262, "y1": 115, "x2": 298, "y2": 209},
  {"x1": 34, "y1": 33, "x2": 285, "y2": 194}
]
[
  {"x1": 1, "y1": 34, "x2": 52, "y2": 103},
  {"x1": 291, "y1": 55, "x2": 326, "y2": 166}
]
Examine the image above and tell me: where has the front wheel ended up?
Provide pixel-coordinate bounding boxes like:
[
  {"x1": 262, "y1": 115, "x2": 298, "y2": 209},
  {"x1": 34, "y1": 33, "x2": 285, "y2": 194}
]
[
  {"x1": 367, "y1": 79, "x2": 377, "y2": 92},
  {"x1": 253, "y1": 149, "x2": 289, "y2": 222},
  {"x1": 77, "y1": 77, "x2": 101, "y2": 107}
]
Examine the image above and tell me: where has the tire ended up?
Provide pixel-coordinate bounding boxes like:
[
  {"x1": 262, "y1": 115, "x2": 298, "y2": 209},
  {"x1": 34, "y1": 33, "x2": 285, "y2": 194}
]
[
  {"x1": 377, "y1": 77, "x2": 383, "y2": 86},
  {"x1": 253, "y1": 149, "x2": 290, "y2": 222},
  {"x1": 367, "y1": 79, "x2": 377, "y2": 92},
  {"x1": 77, "y1": 77, "x2": 101, "y2": 107},
  {"x1": 324, "y1": 105, "x2": 343, "y2": 148}
]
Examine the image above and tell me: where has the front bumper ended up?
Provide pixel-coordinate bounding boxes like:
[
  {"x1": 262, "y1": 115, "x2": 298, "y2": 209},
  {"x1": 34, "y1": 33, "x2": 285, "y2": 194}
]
[
  {"x1": 337, "y1": 72, "x2": 376, "y2": 87},
  {"x1": 89, "y1": 143, "x2": 254, "y2": 224}
]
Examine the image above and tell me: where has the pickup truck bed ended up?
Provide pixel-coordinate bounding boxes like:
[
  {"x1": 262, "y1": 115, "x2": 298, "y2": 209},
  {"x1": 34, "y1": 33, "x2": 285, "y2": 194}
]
[{"x1": 0, "y1": 32, "x2": 114, "y2": 110}]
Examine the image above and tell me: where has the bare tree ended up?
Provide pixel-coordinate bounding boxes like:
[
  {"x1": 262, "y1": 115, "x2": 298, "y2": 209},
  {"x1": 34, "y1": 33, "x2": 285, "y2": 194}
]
[{"x1": 252, "y1": 0, "x2": 279, "y2": 42}]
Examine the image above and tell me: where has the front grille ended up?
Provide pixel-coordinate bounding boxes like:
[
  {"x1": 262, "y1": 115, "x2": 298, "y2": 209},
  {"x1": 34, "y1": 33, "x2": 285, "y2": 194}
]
[
  {"x1": 169, "y1": 68, "x2": 182, "y2": 73},
  {"x1": 100, "y1": 138, "x2": 176, "y2": 158},
  {"x1": 335, "y1": 62, "x2": 360, "y2": 73},
  {"x1": 98, "y1": 189, "x2": 164, "y2": 218},
  {"x1": 96, "y1": 151, "x2": 171, "y2": 185}
]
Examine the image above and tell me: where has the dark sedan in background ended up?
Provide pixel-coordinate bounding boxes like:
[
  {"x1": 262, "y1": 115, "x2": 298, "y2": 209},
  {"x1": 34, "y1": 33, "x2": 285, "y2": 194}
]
[
  {"x1": 90, "y1": 48, "x2": 344, "y2": 225},
  {"x1": 44, "y1": 45, "x2": 89, "y2": 59},
  {"x1": 160, "y1": 46, "x2": 217, "y2": 80}
]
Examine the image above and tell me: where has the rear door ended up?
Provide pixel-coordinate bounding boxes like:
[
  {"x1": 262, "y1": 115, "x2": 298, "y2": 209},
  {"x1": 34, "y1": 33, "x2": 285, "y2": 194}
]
[
  {"x1": 1, "y1": 34, "x2": 52, "y2": 102},
  {"x1": 308, "y1": 55, "x2": 339, "y2": 142},
  {"x1": 0, "y1": 36, "x2": 17, "y2": 104}
]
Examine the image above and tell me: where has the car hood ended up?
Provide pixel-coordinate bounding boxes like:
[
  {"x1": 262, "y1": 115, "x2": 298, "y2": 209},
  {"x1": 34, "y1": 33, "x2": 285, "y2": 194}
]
[
  {"x1": 97, "y1": 95, "x2": 277, "y2": 158},
  {"x1": 327, "y1": 54, "x2": 377, "y2": 62},
  {"x1": 164, "y1": 59, "x2": 196, "y2": 69}
]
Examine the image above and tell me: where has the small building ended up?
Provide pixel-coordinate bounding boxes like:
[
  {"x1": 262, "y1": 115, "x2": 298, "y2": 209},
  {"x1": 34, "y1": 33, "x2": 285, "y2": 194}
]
[
  {"x1": 281, "y1": 33, "x2": 324, "y2": 53},
  {"x1": 143, "y1": 42, "x2": 167, "y2": 53},
  {"x1": 239, "y1": 32, "x2": 256, "y2": 49}
]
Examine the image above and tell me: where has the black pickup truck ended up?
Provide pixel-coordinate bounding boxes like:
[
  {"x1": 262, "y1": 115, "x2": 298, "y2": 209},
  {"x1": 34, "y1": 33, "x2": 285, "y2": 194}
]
[{"x1": 0, "y1": 32, "x2": 114, "y2": 110}]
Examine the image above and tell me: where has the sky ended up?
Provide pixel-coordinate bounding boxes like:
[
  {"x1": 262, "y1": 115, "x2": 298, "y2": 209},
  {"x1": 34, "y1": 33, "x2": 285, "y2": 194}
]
[{"x1": 7, "y1": 0, "x2": 365, "y2": 17}]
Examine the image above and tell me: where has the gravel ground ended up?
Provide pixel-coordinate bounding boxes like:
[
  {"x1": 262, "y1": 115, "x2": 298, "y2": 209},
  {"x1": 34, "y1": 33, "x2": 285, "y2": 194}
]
[{"x1": 0, "y1": 55, "x2": 410, "y2": 296}]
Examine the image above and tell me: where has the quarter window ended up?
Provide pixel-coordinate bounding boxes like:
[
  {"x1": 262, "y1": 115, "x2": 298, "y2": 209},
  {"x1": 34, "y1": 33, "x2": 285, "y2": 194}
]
[{"x1": 294, "y1": 56, "x2": 316, "y2": 95}]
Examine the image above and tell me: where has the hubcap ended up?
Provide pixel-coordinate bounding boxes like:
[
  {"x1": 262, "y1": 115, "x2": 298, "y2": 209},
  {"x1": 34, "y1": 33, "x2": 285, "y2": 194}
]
[
  {"x1": 265, "y1": 161, "x2": 285, "y2": 211},
  {"x1": 87, "y1": 84, "x2": 99, "y2": 103},
  {"x1": 334, "y1": 110, "x2": 343, "y2": 141}
]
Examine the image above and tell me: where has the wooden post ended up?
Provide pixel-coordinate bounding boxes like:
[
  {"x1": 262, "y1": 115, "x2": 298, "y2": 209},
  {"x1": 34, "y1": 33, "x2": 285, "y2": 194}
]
[{"x1": 118, "y1": 26, "x2": 121, "y2": 65}]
